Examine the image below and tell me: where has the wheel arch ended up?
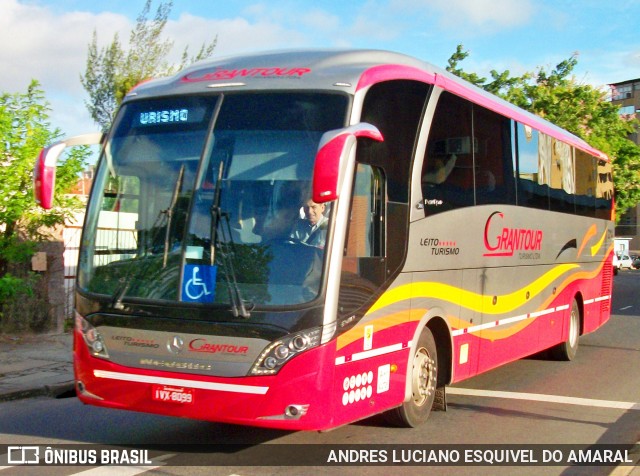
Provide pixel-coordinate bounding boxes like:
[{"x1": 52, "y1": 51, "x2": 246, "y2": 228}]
[{"x1": 573, "y1": 291, "x2": 585, "y2": 335}]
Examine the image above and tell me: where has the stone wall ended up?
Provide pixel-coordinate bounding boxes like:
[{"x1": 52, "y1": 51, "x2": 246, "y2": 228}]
[
  {"x1": 0, "y1": 238, "x2": 65, "y2": 334},
  {"x1": 37, "y1": 240, "x2": 66, "y2": 333}
]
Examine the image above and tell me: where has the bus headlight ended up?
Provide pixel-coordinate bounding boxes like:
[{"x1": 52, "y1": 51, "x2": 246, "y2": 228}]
[
  {"x1": 250, "y1": 327, "x2": 321, "y2": 375},
  {"x1": 75, "y1": 313, "x2": 109, "y2": 359}
]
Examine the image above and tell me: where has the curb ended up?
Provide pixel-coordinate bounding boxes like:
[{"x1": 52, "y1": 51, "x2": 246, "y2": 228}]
[
  {"x1": 47, "y1": 381, "x2": 77, "y2": 399},
  {"x1": 0, "y1": 381, "x2": 76, "y2": 403}
]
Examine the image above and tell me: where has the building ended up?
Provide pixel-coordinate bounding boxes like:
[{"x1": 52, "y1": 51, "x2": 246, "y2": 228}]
[
  {"x1": 62, "y1": 167, "x2": 94, "y2": 320},
  {"x1": 610, "y1": 78, "x2": 640, "y2": 250},
  {"x1": 68, "y1": 166, "x2": 94, "y2": 197}
]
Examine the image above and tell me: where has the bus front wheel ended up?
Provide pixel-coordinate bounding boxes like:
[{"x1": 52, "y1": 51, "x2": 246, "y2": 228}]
[{"x1": 385, "y1": 327, "x2": 438, "y2": 427}]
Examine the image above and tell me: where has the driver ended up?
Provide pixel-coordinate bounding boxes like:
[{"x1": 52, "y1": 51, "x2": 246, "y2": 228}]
[{"x1": 289, "y1": 198, "x2": 328, "y2": 248}]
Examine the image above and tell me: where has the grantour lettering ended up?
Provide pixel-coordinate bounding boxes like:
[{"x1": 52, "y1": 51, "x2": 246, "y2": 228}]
[
  {"x1": 484, "y1": 211, "x2": 543, "y2": 257},
  {"x1": 188, "y1": 338, "x2": 249, "y2": 354},
  {"x1": 181, "y1": 67, "x2": 312, "y2": 82}
]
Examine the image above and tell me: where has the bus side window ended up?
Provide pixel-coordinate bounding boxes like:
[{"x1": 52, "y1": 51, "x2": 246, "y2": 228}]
[
  {"x1": 421, "y1": 92, "x2": 474, "y2": 214},
  {"x1": 595, "y1": 159, "x2": 613, "y2": 219},
  {"x1": 516, "y1": 123, "x2": 548, "y2": 210},
  {"x1": 339, "y1": 164, "x2": 386, "y2": 315},
  {"x1": 473, "y1": 107, "x2": 516, "y2": 206},
  {"x1": 345, "y1": 164, "x2": 384, "y2": 259},
  {"x1": 421, "y1": 93, "x2": 517, "y2": 215}
]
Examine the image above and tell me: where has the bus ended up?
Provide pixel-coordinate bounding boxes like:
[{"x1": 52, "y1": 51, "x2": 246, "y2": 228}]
[{"x1": 34, "y1": 49, "x2": 614, "y2": 430}]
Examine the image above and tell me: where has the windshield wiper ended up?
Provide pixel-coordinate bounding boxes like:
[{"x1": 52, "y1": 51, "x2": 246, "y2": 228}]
[
  {"x1": 209, "y1": 161, "x2": 251, "y2": 318},
  {"x1": 163, "y1": 164, "x2": 185, "y2": 268}
]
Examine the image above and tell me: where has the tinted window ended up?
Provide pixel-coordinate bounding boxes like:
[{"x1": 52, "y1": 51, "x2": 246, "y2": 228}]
[
  {"x1": 515, "y1": 122, "x2": 610, "y2": 217},
  {"x1": 515, "y1": 123, "x2": 548, "y2": 210},
  {"x1": 472, "y1": 106, "x2": 516, "y2": 206},
  {"x1": 359, "y1": 81, "x2": 430, "y2": 203},
  {"x1": 421, "y1": 92, "x2": 516, "y2": 216}
]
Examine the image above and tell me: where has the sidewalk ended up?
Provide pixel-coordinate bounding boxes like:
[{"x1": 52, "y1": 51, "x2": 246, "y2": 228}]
[{"x1": 0, "y1": 332, "x2": 75, "y2": 402}]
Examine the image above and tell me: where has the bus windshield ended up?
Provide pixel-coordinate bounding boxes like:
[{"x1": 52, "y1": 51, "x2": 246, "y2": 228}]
[{"x1": 78, "y1": 93, "x2": 348, "y2": 309}]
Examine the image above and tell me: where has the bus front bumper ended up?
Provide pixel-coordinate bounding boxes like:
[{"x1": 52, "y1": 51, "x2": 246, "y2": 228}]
[{"x1": 73, "y1": 330, "x2": 339, "y2": 431}]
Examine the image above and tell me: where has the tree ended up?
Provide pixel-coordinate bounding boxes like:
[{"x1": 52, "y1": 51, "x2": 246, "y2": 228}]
[
  {"x1": 81, "y1": 0, "x2": 217, "y2": 131},
  {"x1": 446, "y1": 45, "x2": 640, "y2": 219},
  {"x1": 0, "y1": 81, "x2": 89, "y2": 325}
]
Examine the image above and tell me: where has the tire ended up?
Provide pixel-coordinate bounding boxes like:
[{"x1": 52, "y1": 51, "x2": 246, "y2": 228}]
[
  {"x1": 385, "y1": 327, "x2": 438, "y2": 427},
  {"x1": 549, "y1": 299, "x2": 580, "y2": 361}
]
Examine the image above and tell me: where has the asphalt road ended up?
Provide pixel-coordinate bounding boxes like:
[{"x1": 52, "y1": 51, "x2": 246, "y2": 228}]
[{"x1": 1, "y1": 272, "x2": 639, "y2": 475}]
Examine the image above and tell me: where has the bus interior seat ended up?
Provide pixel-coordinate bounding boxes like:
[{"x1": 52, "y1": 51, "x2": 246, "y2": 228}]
[{"x1": 227, "y1": 183, "x2": 261, "y2": 244}]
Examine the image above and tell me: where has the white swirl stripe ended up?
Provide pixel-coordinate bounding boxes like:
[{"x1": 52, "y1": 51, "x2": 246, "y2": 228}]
[{"x1": 451, "y1": 295, "x2": 610, "y2": 338}]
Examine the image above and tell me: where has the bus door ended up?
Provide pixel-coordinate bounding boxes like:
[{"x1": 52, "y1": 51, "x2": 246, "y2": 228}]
[
  {"x1": 477, "y1": 265, "x2": 541, "y2": 374},
  {"x1": 452, "y1": 268, "x2": 482, "y2": 381}
]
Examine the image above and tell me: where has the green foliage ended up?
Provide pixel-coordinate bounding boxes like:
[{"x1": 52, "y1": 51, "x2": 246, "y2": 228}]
[
  {"x1": 0, "y1": 270, "x2": 48, "y2": 333},
  {"x1": 0, "y1": 237, "x2": 35, "y2": 265},
  {"x1": 0, "y1": 81, "x2": 89, "y2": 328},
  {"x1": 81, "y1": 0, "x2": 217, "y2": 131},
  {"x1": 0, "y1": 273, "x2": 32, "y2": 302},
  {"x1": 0, "y1": 81, "x2": 89, "y2": 243},
  {"x1": 446, "y1": 45, "x2": 640, "y2": 220}
]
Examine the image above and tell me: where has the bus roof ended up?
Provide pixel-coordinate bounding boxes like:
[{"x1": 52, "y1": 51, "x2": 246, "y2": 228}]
[{"x1": 127, "y1": 49, "x2": 608, "y2": 162}]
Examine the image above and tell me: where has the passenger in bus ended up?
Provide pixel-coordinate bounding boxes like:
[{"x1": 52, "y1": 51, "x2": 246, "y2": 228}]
[
  {"x1": 476, "y1": 170, "x2": 496, "y2": 192},
  {"x1": 422, "y1": 154, "x2": 457, "y2": 184},
  {"x1": 260, "y1": 182, "x2": 305, "y2": 241},
  {"x1": 289, "y1": 198, "x2": 328, "y2": 248},
  {"x1": 474, "y1": 169, "x2": 498, "y2": 205}
]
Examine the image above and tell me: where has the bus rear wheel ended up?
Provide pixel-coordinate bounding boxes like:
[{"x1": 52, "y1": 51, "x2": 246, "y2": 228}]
[
  {"x1": 385, "y1": 327, "x2": 438, "y2": 427},
  {"x1": 550, "y1": 299, "x2": 580, "y2": 361}
]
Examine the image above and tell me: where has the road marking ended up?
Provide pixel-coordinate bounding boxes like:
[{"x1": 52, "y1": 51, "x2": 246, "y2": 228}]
[
  {"x1": 619, "y1": 306, "x2": 633, "y2": 311},
  {"x1": 448, "y1": 387, "x2": 640, "y2": 411}
]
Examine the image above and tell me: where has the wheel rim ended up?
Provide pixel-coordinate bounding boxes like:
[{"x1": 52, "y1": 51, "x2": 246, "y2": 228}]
[
  {"x1": 411, "y1": 347, "x2": 436, "y2": 407},
  {"x1": 569, "y1": 306, "x2": 579, "y2": 348}
]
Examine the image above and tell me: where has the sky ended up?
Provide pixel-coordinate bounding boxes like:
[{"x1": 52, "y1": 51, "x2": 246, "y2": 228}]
[{"x1": 2, "y1": 0, "x2": 640, "y2": 137}]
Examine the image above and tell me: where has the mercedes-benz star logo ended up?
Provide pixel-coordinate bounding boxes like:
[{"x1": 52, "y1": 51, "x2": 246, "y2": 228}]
[{"x1": 167, "y1": 335, "x2": 184, "y2": 354}]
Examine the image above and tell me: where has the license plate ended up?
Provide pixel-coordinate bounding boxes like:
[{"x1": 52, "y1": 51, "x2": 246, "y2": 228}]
[{"x1": 152, "y1": 385, "x2": 194, "y2": 404}]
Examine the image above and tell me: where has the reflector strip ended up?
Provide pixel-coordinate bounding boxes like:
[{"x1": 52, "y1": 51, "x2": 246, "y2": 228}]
[
  {"x1": 94, "y1": 370, "x2": 269, "y2": 395},
  {"x1": 530, "y1": 308, "x2": 555, "y2": 318},
  {"x1": 451, "y1": 295, "x2": 610, "y2": 338}
]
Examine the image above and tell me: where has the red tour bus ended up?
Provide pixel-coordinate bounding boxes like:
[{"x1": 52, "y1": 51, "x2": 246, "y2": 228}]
[{"x1": 34, "y1": 49, "x2": 614, "y2": 430}]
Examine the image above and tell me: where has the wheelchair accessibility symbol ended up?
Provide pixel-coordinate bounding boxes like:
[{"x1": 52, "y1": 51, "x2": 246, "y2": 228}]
[{"x1": 182, "y1": 264, "x2": 217, "y2": 302}]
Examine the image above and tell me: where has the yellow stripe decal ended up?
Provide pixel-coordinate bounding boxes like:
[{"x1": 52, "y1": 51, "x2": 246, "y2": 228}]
[
  {"x1": 590, "y1": 229, "x2": 608, "y2": 257},
  {"x1": 336, "y1": 294, "x2": 610, "y2": 352},
  {"x1": 577, "y1": 224, "x2": 597, "y2": 257},
  {"x1": 368, "y1": 263, "x2": 578, "y2": 316},
  {"x1": 336, "y1": 259, "x2": 611, "y2": 350}
]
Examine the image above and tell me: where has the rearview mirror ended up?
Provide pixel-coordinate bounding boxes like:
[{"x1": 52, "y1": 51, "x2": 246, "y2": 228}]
[
  {"x1": 34, "y1": 132, "x2": 103, "y2": 209},
  {"x1": 312, "y1": 123, "x2": 383, "y2": 203}
]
